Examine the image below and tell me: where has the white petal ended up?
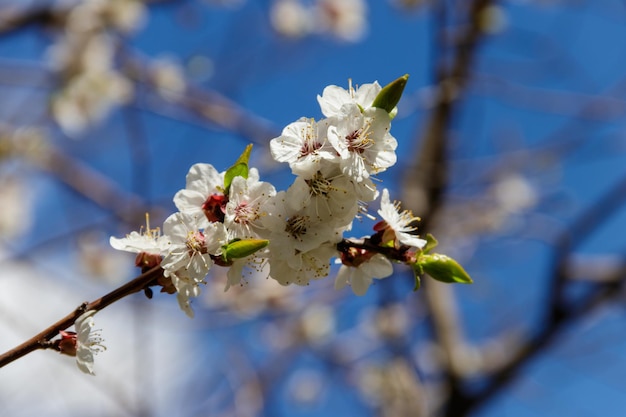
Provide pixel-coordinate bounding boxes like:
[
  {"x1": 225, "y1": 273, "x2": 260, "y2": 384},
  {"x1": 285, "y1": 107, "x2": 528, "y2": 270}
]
[
  {"x1": 334, "y1": 265, "x2": 351, "y2": 290},
  {"x1": 185, "y1": 163, "x2": 222, "y2": 190},
  {"x1": 176, "y1": 293, "x2": 195, "y2": 318},
  {"x1": 76, "y1": 348, "x2": 95, "y2": 375},
  {"x1": 317, "y1": 85, "x2": 352, "y2": 117},
  {"x1": 397, "y1": 234, "x2": 427, "y2": 249},
  {"x1": 360, "y1": 254, "x2": 393, "y2": 278},
  {"x1": 350, "y1": 271, "x2": 372, "y2": 296}
]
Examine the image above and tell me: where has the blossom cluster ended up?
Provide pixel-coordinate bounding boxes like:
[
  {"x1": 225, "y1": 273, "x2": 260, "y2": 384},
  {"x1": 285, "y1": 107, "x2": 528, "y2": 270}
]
[
  {"x1": 110, "y1": 76, "x2": 430, "y2": 317},
  {"x1": 53, "y1": 76, "x2": 473, "y2": 376}
]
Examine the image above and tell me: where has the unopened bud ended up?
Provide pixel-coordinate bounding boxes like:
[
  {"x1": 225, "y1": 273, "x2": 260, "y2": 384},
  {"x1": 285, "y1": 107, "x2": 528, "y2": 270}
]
[
  {"x1": 372, "y1": 74, "x2": 409, "y2": 117},
  {"x1": 56, "y1": 330, "x2": 78, "y2": 356},
  {"x1": 222, "y1": 238, "x2": 269, "y2": 263}
]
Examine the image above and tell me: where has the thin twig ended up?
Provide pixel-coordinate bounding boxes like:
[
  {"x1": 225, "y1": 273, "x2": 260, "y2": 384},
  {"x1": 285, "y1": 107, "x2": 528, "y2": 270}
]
[{"x1": 0, "y1": 265, "x2": 164, "y2": 369}]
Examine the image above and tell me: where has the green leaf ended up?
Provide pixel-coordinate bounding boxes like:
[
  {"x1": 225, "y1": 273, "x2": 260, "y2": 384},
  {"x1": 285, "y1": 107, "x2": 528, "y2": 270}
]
[
  {"x1": 412, "y1": 264, "x2": 422, "y2": 291},
  {"x1": 224, "y1": 144, "x2": 253, "y2": 195},
  {"x1": 372, "y1": 74, "x2": 409, "y2": 116},
  {"x1": 422, "y1": 233, "x2": 438, "y2": 254},
  {"x1": 418, "y1": 253, "x2": 473, "y2": 284},
  {"x1": 222, "y1": 238, "x2": 268, "y2": 262}
]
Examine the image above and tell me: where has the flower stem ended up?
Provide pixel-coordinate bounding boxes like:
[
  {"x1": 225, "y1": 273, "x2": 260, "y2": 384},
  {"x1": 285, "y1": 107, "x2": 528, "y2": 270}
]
[{"x1": 337, "y1": 238, "x2": 413, "y2": 263}]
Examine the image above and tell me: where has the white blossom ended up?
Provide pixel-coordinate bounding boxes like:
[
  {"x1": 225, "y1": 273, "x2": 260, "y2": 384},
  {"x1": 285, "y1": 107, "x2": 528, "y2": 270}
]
[
  {"x1": 260, "y1": 191, "x2": 341, "y2": 286},
  {"x1": 261, "y1": 191, "x2": 342, "y2": 253},
  {"x1": 173, "y1": 163, "x2": 225, "y2": 224},
  {"x1": 317, "y1": 80, "x2": 381, "y2": 118},
  {"x1": 377, "y1": 188, "x2": 427, "y2": 249},
  {"x1": 268, "y1": 243, "x2": 337, "y2": 286},
  {"x1": 224, "y1": 175, "x2": 276, "y2": 239},
  {"x1": 270, "y1": 117, "x2": 337, "y2": 177},
  {"x1": 334, "y1": 254, "x2": 393, "y2": 295},
  {"x1": 172, "y1": 274, "x2": 203, "y2": 318},
  {"x1": 161, "y1": 212, "x2": 228, "y2": 316},
  {"x1": 224, "y1": 254, "x2": 266, "y2": 292},
  {"x1": 285, "y1": 163, "x2": 358, "y2": 225},
  {"x1": 109, "y1": 214, "x2": 168, "y2": 256},
  {"x1": 327, "y1": 104, "x2": 397, "y2": 182},
  {"x1": 161, "y1": 212, "x2": 227, "y2": 282},
  {"x1": 74, "y1": 310, "x2": 106, "y2": 375}
]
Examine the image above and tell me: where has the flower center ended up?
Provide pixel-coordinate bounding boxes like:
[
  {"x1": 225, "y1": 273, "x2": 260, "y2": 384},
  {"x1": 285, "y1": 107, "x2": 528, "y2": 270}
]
[
  {"x1": 345, "y1": 122, "x2": 373, "y2": 154},
  {"x1": 299, "y1": 120, "x2": 322, "y2": 158},
  {"x1": 234, "y1": 201, "x2": 255, "y2": 224},
  {"x1": 285, "y1": 215, "x2": 309, "y2": 239},
  {"x1": 186, "y1": 230, "x2": 206, "y2": 253},
  {"x1": 305, "y1": 171, "x2": 333, "y2": 197}
]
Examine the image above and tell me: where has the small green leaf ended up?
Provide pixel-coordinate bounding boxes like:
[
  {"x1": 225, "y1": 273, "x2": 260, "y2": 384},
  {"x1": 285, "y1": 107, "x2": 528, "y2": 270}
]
[
  {"x1": 222, "y1": 238, "x2": 268, "y2": 262},
  {"x1": 372, "y1": 74, "x2": 409, "y2": 116},
  {"x1": 422, "y1": 233, "x2": 438, "y2": 254},
  {"x1": 418, "y1": 253, "x2": 473, "y2": 284},
  {"x1": 224, "y1": 144, "x2": 253, "y2": 195},
  {"x1": 224, "y1": 163, "x2": 247, "y2": 194}
]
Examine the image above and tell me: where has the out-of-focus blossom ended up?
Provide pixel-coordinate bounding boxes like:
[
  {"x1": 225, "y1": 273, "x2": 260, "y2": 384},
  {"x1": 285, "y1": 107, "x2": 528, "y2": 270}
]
[
  {"x1": 288, "y1": 369, "x2": 326, "y2": 405},
  {"x1": 0, "y1": 126, "x2": 48, "y2": 161},
  {"x1": 51, "y1": 69, "x2": 133, "y2": 137},
  {"x1": 492, "y1": 174, "x2": 537, "y2": 214},
  {"x1": 478, "y1": 4, "x2": 508, "y2": 34},
  {"x1": 67, "y1": 0, "x2": 146, "y2": 33},
  {"x1": 150, "y1": 58, "x2": 187, "y2": 100},
  {"x1": 0, "y1": 176, "x2": 33, "y2": 239},
  {"x1": 356, "y1": 359, "x2": 424, "y2": 416},
  {"x1": 315, "y1": 0, "x2": 367, "y2": 42},
  {"x1": 48, "y1": 33, "x2": 116, "y2": 74},
  {"x1": 298, "y1": 304, "x2": 336, "y2": 344},
  {"x1": 47, "y1": 0, "x2": 143, "y2": 136},
  {"x1": 270, "y1": 0, "x2": 368, "y2": 42},
  {"x1": 270, "y1": 0, "x2": 313, "y2": 38}
]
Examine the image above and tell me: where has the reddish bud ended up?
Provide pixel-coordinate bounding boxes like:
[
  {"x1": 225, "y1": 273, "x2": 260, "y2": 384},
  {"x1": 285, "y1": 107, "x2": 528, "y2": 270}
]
[
  {"x1": 202, "y1": 193, "x2": 227, "y2": 223},
  {"x1": 134, "y1": 252, "x2": 162, "y2": 269},
  {"x1": 57, "y1": 330, "x2": 78, "y2": 356}
]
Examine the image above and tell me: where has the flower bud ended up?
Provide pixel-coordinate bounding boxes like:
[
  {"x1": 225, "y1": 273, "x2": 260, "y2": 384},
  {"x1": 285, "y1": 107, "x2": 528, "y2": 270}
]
[
  {"x1": 372, "y1": 74, "x2": 409, "y2": 117},
  {"x1": 417, "y1": 253, "x2": 473, "y2": 284},
  {"x1": 56, "y1": 330, "x2": 78, "y2": 356},
  {"x1": 222, "y1": 238, "x2": 269, "y2": 263}
]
